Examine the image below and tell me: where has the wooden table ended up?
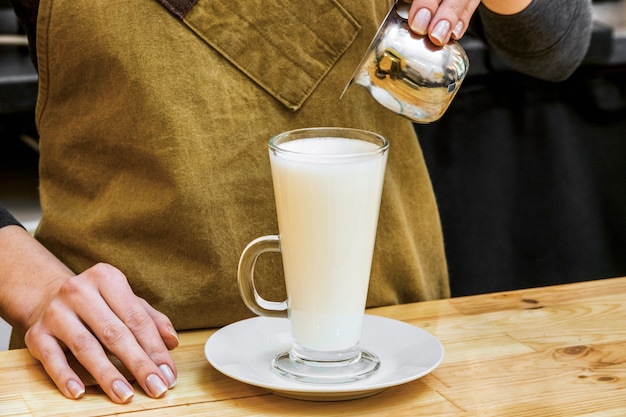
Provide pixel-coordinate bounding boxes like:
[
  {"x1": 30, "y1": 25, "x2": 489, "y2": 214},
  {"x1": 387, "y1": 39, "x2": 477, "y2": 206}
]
[{"x1": 2, "y1": 277, "x2": 625, "y2": 416}]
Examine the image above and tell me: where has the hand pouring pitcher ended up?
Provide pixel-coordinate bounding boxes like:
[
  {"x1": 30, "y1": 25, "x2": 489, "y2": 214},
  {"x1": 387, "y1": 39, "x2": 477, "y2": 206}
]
[{"x1": 342, "y1": 0, "x2": 469, "y2": 123}]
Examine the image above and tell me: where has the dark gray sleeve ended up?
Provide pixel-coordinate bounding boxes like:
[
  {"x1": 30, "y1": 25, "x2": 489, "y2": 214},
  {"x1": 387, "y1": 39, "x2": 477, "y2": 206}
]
[
  {"x1": 0, "y1": 203, "x2": 24, "y2": 229},
  {"x1": 473, "y1": 0, "x2": 593, "y2": 81}
]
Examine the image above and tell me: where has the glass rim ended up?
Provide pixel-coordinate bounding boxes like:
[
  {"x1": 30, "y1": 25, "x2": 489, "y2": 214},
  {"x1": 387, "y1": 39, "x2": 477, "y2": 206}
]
[{"x1": 268, "y1": 127, "x2": 389, "y2": 159}]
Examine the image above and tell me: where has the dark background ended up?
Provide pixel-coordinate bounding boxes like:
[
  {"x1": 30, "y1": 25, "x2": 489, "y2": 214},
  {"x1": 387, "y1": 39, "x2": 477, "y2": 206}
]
[{"x1": 417, "y1": 66, "x2": 626, "y2": 296}]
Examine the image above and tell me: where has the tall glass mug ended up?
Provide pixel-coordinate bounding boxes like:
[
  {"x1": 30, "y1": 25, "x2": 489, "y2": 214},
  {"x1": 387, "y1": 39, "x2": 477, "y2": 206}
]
[{"x1": 238, "y1": 127, "x2": 389, "y2": 384}]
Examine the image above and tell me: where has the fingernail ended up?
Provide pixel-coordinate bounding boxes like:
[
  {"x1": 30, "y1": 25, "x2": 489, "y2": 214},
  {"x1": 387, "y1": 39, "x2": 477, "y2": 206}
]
[
  {"x1": 146, "y1": 374, "x2": 168, "y2": 398},
  {"x1": 67, "y1": 379, "x2": 85, "y2": 399},
  {"x1": 112, "y1": 379, "x2": 134, "y2": 403},
  {"x1": 159, "y1": 364, "x2": 177, "y2": 389},
  {"x1": 452, "y1": 20, "x2": 464, "y2": 39},
  {"x1": 410, "y1": 8, "x2": 431, "y2": 35},
  {"x1": 167, "y1": 325, "x2": 179, "y2": 342},
  {"x1": 432, "y1": 20, "x2": 451, "y2": 44}
]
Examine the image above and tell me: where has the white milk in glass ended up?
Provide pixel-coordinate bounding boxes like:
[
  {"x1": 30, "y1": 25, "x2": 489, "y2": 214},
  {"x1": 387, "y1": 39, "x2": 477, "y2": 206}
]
[{"x1": 270, "y1": 137, "x2": 387, "y2": 352}]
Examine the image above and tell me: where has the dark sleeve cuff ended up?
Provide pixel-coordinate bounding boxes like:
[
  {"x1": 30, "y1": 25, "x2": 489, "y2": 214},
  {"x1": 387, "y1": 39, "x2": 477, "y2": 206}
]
[
  {"x1": 0, "y1": 203, "x2": 25, "y2": 229},
  {"x1": 475, "y1": 0, "x2": 593, "y2": 81}
]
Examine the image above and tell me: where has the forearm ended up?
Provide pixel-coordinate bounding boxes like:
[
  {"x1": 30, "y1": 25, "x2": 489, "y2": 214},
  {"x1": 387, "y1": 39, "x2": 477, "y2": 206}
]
[{"x1": 0, "y1": 225, "x2": 73, "y2": 332}]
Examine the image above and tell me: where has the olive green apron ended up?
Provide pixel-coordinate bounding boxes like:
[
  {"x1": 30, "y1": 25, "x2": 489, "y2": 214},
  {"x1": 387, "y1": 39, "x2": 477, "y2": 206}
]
[{"x1": 14, "y1": 0, "x2": 449, "y2": 346}]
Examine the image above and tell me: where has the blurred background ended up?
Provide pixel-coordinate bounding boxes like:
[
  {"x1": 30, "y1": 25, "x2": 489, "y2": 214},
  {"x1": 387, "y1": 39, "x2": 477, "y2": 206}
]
[
  {"x1": 1, "y1": 1, "x2": 625, "y2": 349},
  {"x1": 416, "y1": 0, "x2": 626, "y2": 296},
  {"x1": 1, "y1": 0, "x2": 39, "y2": 350}
]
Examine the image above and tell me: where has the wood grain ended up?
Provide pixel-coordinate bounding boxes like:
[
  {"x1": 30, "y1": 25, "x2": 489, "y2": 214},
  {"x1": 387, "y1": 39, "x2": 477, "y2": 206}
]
[{"x1": 1, "y1": 277, "x2": 625, "y2": 416}]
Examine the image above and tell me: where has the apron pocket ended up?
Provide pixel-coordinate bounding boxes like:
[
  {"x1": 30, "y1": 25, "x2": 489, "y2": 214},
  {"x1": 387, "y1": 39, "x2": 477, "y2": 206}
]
[{"x1": 177, "y1": 0, "x2": 360, "y2": 110}]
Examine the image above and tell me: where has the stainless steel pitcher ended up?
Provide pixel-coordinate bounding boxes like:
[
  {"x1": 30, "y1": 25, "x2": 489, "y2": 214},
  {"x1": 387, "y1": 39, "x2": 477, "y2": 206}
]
[{"x1": 342, "y1": 0, "x2": 469, "y2": 123}]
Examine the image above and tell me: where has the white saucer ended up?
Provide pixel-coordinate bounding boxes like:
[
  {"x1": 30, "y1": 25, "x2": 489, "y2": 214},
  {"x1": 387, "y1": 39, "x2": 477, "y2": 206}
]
[{"x1": 204, "y1": 314, "x2": 444, "y2": 401}]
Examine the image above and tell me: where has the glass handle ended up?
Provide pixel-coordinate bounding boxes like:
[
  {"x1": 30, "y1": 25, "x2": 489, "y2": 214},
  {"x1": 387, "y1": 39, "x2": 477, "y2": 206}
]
[{"x1": 237, "y1": 235, "x2": 288, "y2": 318}]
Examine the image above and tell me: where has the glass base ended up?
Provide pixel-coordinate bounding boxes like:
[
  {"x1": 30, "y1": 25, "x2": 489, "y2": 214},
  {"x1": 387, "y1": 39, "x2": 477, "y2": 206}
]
[{"x1": 271, "y1": 347, "x2": 380, "y2": 384}]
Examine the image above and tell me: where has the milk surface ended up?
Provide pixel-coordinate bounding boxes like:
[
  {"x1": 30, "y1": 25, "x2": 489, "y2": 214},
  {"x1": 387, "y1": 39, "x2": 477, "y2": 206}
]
[{"x1": 270, "y1": 137, "x2": 387, "y2": 351}]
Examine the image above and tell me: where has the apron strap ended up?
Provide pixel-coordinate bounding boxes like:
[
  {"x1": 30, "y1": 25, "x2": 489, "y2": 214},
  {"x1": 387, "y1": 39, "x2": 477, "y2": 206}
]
[{"x1": 156, "y1": 0, "x2": 198, "y2": 19}]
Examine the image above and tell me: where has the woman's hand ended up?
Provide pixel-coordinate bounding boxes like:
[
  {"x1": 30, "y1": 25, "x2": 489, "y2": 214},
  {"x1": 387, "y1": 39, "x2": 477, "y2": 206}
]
[
  {"x1": 406, "y1": 0, "x2": 481, "y2": 46},
  {"x1": 0, "y1": 226, "x2": 178, "y2": 403},
  {"x1": 406, "y1": 0, "x2": 534, "y2": 46},
  {"x1": 25, "y1": 263, "x2": 179, "y2": 403}
]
